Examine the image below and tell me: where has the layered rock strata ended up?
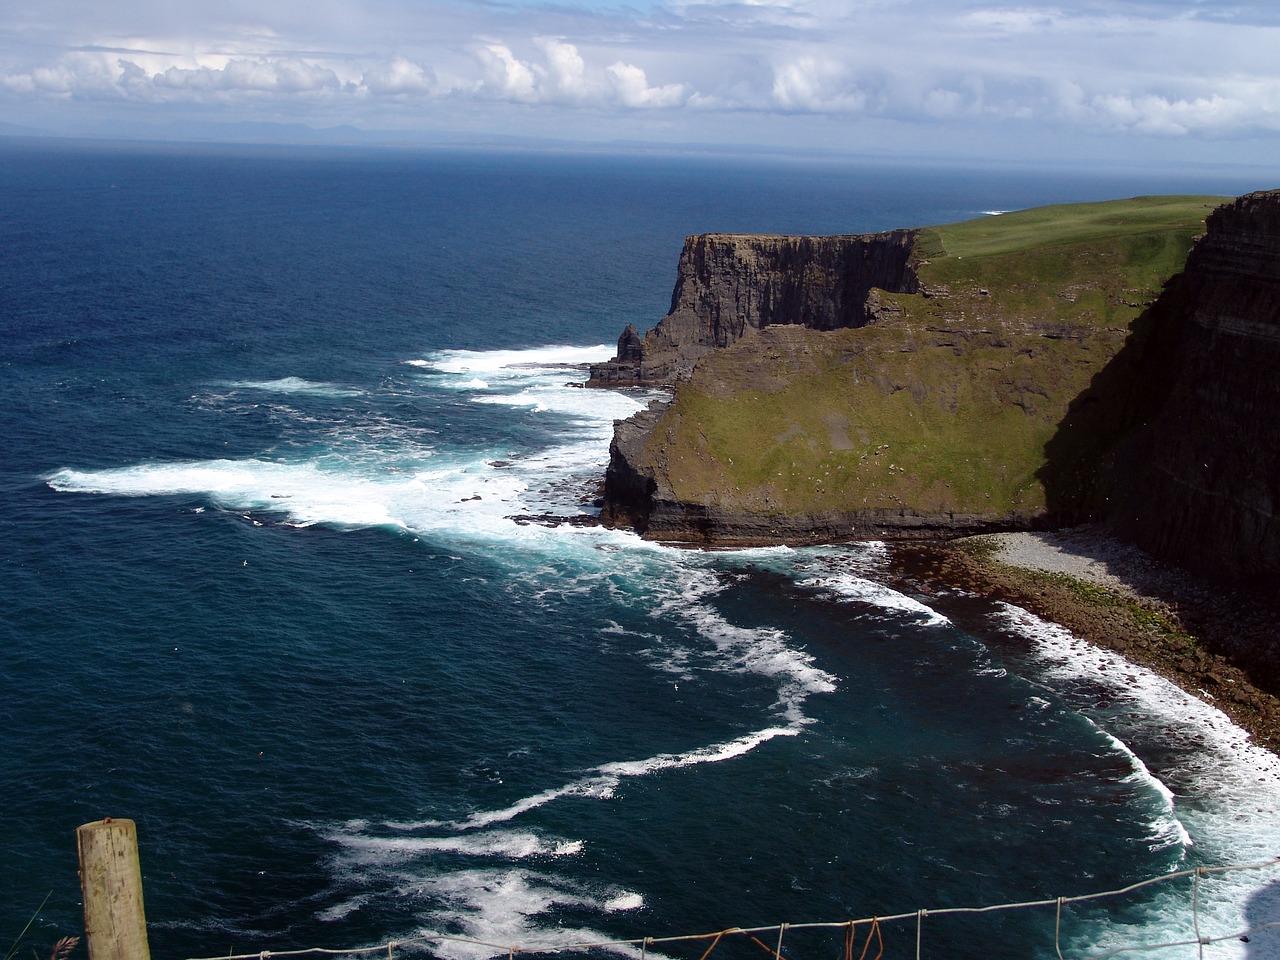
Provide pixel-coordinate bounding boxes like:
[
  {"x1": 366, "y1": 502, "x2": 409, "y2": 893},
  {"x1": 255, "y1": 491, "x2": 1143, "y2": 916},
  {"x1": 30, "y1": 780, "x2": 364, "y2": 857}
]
[
  {"x1": 587, "y1": 231, "x2": 919, "y2": 386},
  {"x1": 595, "y1": 192, "x2": 1280, "y2": 597},
  {"x1": 1104, "y1": 190, "x2": 1280, "y2": 591}
]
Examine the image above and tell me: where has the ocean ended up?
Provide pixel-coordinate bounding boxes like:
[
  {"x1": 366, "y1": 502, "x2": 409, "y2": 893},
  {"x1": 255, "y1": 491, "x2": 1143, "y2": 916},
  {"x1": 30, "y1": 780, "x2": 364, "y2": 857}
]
[{"x1": 1, "y1": 139, "x2": 1277, "y2": 960}]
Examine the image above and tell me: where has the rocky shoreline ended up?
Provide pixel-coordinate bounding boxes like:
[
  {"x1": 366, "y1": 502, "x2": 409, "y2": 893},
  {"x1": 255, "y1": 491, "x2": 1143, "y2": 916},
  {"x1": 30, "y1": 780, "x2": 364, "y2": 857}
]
[{"x1": 885, "y1": 526, "x2": 1280, "y2": 755}]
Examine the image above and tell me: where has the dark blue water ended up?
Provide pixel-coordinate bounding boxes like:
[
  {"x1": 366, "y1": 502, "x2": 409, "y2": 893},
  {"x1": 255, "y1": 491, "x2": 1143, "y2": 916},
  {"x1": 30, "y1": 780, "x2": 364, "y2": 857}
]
[{"x1": 2, "y1": 140, "x2": 1277, "y2": 960}]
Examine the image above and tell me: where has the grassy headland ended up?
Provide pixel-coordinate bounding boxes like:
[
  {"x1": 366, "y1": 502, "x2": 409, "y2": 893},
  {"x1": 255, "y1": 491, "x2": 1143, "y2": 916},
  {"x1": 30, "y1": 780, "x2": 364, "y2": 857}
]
[{"x1": 641, "y1": 196, "x2": 1226, "y2": 525}]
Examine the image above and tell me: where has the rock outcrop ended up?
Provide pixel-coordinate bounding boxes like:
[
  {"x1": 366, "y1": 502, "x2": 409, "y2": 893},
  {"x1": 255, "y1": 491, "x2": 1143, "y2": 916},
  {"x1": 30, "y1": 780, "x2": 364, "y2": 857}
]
[
  {"x1": 588, "y1": 231, "x2": 919, "y2": 385},
  {"x1": 594, "y1": 196, "x2": 1233, "y2": 544},
  {"x1": 1104, "y1": 190, "x2": 1280, "y2": 590},
  {"x1": 594, "y1": 193, "x2": 1280, "y2": 594},
  {"x1": 589, "y1": 190, "x2": 1280, "y2": 708}
]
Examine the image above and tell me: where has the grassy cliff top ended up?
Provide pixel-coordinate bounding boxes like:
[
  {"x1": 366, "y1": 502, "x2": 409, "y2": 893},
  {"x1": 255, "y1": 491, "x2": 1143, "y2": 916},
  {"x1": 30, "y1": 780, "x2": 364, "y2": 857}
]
[
  {"x1": 636, "y1": 195, "x2": 1228, "y2": 523},
  {"x1": 908, "y1": 195, "x2": 1228, "y2": 332},
  {"x1": 925, "y1": 195, "x2": 1225, "y2": 259}
]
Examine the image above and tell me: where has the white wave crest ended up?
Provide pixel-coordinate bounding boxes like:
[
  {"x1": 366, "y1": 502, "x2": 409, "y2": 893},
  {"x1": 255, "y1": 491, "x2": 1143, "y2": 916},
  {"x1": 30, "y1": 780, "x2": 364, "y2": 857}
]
[
  {"x1": 328, "y1": 828, "x2": 583, "y2": 865},
  {"x1": 411, "y1": 344, "x2": 611, "y2": 374},
  {"x1": 48, "y1": 458, "x2": 530, "y2": 534},
  {"x1": 796, "y1": 568, "x2": 950, "y2": 625},
  {"x1": 994, "y1": 602, "x2": 1280, "y2": 960},
  {"x1": 410, "y1": 868, "x2": 644, "y2": 960},
  {"x1": 474, "y1": 385, "x2": 643, "y2": 424},
  {"x1": 653, "y1": 565, "x2": 839, "y2": 725},
  {"x1": 219, "y1": 376, "x2": 364, "y2": 397}
]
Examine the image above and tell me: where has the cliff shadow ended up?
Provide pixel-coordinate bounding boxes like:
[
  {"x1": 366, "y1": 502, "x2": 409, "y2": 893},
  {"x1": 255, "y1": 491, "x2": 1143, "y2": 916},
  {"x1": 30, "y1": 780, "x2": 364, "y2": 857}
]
[{"x1": 1035, "y1": 278, "x2": 1190, "y2": 526}]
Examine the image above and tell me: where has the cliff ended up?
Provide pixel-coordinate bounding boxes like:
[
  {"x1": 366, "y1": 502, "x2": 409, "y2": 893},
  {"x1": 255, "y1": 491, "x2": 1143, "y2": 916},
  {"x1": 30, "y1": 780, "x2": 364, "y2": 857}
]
[
  {"x1": 596, "y1": 195, "x2": 1230, "y2": 545},
  {"x1": 1103, "y1": 190, "x2": 1280, "y2": 590},
  {"x1": 587, "y1": 231, "x2": 919, "y2": 385}
]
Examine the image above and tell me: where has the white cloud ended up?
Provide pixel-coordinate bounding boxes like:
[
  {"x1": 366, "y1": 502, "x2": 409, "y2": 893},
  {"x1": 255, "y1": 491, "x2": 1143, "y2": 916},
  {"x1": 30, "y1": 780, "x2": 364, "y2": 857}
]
[
  {"x1": 536, "y1": 37, "x2": 588, "y2": 99},
  {"x1": 1086, "y1": 90, "x2": 1275, "y2": 136},
  {"x1": 360, "y1": 57, "x2": 433, "y2": 96},
  {"x1": 153, "y1": 58, "x2": 342, "y2": 96},
  {"x1": 1, "y1": 0, "x2": 1279, "y2": 157},
  {"x1": 475, "y1": 42, "x2": 540, "y2": 102},
  {"x1": 605, "y1": 61, "x2": 685, "y2": 108},
  {"x1": 771, "y1": 57, "x2": 865, "y2": 112}
]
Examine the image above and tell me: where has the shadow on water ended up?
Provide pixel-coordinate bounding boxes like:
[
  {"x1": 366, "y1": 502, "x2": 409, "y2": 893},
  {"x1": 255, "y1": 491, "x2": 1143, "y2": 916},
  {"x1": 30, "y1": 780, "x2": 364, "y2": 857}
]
[{"x1": 1245, "y1": 878, "x2": 1280, "y2": 959}]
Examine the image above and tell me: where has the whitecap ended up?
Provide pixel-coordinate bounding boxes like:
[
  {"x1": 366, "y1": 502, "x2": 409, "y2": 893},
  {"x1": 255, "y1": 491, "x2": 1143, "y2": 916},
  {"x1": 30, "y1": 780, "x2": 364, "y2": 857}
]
[
  {"x1": 994, "y1": 602, "x2": 1280, "y2": 959},
  {"x1": 407, "y1": 868, "x2": 644, "y2": 960},
  {"x1": 413, "y1": 344, "x2": 611, "y2": 375},
  {"x1": 795, "y1": 568, "x2": 951, "y2": 625},
  {"x1": 474, "y1": 385, "x2": 644, "y2": 424},
  {"x1": 326, "y1": 829, "x2": 584, "y2": 865},
  {"x1": 743, "y1": 543, "x2": 949, "y2": 626},
  {"x1": 219, "y1": 376, "x2": 364, "y2": 398}
]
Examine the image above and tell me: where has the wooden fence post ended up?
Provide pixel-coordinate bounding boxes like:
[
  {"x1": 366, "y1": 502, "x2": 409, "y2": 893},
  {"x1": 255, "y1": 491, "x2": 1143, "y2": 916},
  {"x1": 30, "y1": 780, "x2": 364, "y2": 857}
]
[{"x1": 76, "y1": 818, "x2": 151, "y2": 960}]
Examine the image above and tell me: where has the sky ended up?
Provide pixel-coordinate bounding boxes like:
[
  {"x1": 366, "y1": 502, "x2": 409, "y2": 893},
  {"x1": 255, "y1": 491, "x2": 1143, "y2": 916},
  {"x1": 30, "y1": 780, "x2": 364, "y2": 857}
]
[{"x1": 2, "y1": 0, "x2": 1279, "y2": 167}]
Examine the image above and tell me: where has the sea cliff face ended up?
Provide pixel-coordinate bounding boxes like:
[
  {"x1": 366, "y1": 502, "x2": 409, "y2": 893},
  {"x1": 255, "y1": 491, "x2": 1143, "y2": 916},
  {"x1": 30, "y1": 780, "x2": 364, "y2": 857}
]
[
  {"x1": 1104, "y1": 190, "x2": 1280, "y2": 590},
  {"x1": 588, "y1": 231, "x2": 919, "y2": 385},
  {"x1": 595, "y1": 196, "x2": 1231, "y2": 548}
]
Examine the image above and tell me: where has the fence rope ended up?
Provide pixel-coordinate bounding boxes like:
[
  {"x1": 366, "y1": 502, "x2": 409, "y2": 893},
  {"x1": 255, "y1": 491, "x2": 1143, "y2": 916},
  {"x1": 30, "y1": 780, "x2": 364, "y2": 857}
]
[
  {"x1": 857, "y1": 919, "x2": 882, "y2": 960},
  {"x1": 185, "y1": 856, "x2": 1280, "y2": 960}
]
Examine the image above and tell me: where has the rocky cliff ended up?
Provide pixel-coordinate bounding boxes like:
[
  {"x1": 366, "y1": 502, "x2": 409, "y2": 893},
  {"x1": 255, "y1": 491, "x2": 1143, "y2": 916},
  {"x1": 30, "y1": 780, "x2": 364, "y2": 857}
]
[
  {"x1": 1104, "y1": 190, "x2": 1280, "y2": 590},
  {"x1": 595, "y1": 195, "x2": 1231, "y2": 547},
  {"x1": 587, "y1": 231, "x2": 919, "y2": 385}
]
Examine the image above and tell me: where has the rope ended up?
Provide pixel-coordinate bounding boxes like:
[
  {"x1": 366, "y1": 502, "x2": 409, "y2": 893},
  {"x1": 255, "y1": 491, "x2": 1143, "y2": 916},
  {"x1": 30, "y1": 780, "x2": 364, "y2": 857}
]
[
  {"x1": 183, "y1": 856, "x2": 1280, "y2": 960},
  {"x1": 857, "y1": 919, "x2": 882, "y2": 960},
  {"x1": 697, "y1": 928, "x2": 731, "y2": 960},
  {"x1": 1054, "y1": 897, "x2": 1065, "y2": 960}
]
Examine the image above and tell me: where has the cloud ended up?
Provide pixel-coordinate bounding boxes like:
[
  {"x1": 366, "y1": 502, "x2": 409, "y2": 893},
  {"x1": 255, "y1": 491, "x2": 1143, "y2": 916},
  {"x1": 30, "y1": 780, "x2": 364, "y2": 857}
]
[
  {"x1": 1, "y1": 0, "x2": 1279, "y2": 154},
  {"x1": 606, "y1": 61, "x2": 685, "y2": 108},
  {"x1": 537, "y1": 37, "x2": 588, "y2": 99},
  {"x1": 152, "y1": 58, "x2": 342, "y2": 96},
  {"x1": 475, "y1": 42, "x2": 539, "y2": 102},
  {"x1": 360, "y1": 57, "x2": 433, "y2": 96},
  {"x1": 771, "y1": 58, "x2": 864, "y2": 112},
  {"x1": 1080, "y1": 89, "x2": 1278, "y2": 136}
]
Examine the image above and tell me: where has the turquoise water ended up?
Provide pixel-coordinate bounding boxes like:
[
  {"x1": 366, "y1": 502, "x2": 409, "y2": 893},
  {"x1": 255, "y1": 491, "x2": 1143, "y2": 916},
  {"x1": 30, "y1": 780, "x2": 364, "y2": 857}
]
[{"x1": 1, "y1": 141, "x2": 1277, "y2": 960}]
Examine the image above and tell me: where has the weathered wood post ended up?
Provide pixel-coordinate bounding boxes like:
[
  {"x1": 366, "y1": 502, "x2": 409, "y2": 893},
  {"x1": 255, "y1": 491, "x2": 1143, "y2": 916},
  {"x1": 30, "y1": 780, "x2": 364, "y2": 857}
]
[{"x1": 76, "y1": 818, "x2": 151, "y2": 960}]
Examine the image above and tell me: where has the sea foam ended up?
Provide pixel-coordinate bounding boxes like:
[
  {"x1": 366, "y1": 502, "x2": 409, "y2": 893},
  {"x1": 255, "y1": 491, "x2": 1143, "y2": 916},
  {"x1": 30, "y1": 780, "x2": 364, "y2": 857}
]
[
  {"x1": 994, "y1": 603, "x2": 1280, "y2": 959},
  {"x1": 49, "y1": 346, "x2": 648, "y2": 548},
  {"x1": 218, "y1": 376, "x2": 365, "y2": 398}
]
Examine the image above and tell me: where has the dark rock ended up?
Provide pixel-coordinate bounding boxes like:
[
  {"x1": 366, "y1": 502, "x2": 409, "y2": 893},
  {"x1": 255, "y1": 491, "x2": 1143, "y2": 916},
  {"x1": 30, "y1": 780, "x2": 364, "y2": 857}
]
[
  {"x1": 588, "y1": 231, "x2": 920, "y2": 386},
  {"x1": 1105, "y1": 190, "x2": 1280, "y2": 592}
]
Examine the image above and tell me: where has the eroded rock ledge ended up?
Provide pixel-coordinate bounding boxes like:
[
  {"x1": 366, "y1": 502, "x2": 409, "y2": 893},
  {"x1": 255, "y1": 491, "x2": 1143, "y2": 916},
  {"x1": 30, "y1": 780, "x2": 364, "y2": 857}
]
[{"x1": 587, "y1": 231, "x2": 920, "y2": 386}]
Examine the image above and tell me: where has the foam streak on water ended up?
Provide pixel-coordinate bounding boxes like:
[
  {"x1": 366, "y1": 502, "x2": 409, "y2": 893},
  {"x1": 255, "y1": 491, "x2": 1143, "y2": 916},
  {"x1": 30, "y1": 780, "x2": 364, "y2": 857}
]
[
  {"x1": 38, "y1": 343, "x2": 1280, "y2": 960},
  {"x1": 47, "y1": 345, "x2": 850, "y2": 955},
  {"x1": 992, "y1": 603, "x2": 1280, "y2": 960},
  {"x1": 49, "y1": 346, "x2": 644, "y2": 544}
]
